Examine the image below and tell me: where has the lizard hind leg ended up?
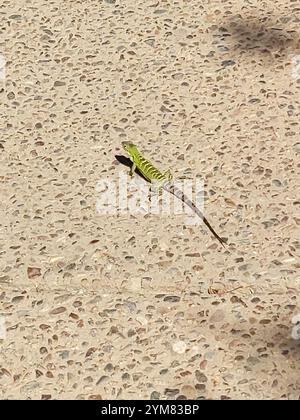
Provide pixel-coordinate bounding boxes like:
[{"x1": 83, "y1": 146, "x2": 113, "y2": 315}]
[
  {"x1": 148, "y1": 179, "x2": 161, "y2": 202},
  {"x1": 151, "y1": 181, "x2": 160, "y2": 193},
  {"x1": 163, "y1": 169, "x2": 173, "y2": 181}
]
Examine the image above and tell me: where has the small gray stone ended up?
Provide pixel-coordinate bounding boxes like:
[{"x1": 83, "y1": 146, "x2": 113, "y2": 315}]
[
  {"x1": 221, "y1": 60, "x2": 236, "y2": 67},
  {"x1": 195, "y1": 371, "x2": 208, "y2": 383},
  {"x1": 163, "y1": 295, "x2": 180, "y2": 303},
  {"x1": 151, "y1": 391, "x2": 160, "y2": 399},
  {"x1": 247, "y1": 356, "x2": 260, "y2": 366},
  {"x1": 209, "y1": 309, "x2": 225, "y2": 323},
  {"x1": 164, "y1": 388, "x2": 179, "y2": 397}
]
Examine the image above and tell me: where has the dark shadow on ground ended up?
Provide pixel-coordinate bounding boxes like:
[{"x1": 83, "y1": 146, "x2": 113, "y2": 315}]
[
  {"x1": 214, "y1": 15, "x2": 299, "y2": 59},
  {"x1": 115, "y1": 154, "x2": 149, "y2": 182},
  {"x1": 115, "y1": 154, "x2": 132, "y2": 169}
]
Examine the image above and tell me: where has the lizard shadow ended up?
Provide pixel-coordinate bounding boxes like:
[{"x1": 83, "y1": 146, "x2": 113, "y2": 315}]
[{"x1": 115, "y1": 154, "x2": 149, "y2": 182}]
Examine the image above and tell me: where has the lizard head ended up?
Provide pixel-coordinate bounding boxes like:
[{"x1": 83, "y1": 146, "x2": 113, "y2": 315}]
[{"x1": 122, "y1": 141, "x2": 139, "y2": 156}]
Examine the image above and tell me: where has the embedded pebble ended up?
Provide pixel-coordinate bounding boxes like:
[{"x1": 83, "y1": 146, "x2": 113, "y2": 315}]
[
  {"x1": 50, "y1": 307, "x2": 66, "y2": 315},
  {"x1": 27, "y1": 267, "x2": 41, "y2": 279},
  {"x1": 209, "y1": 309, "x2": 225, "y2": 323},
  {"x1": 195, "y1": 371, "x2": 208, "y2": 383},
  {"x1": 172, "y1": 341, "x2": 187, "y2": 354},
  {"x1": 181, "y1": 385, "x2": 197, "y2": 399}
]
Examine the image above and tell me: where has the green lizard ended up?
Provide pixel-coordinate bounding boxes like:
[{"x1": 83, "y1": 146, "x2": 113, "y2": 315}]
[{"x1": 122, "y1": 141, "x2": 226, "y2": 248}]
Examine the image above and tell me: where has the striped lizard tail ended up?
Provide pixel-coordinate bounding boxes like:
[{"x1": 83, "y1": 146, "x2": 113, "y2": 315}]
[{"x1": 163, "y1": 181, "x2": 226, "y2": 248}]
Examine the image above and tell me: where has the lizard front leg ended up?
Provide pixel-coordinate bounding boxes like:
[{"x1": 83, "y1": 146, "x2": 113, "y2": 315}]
[{"x1": 129, "y1": 162, "x2": 136, "y2": 177}]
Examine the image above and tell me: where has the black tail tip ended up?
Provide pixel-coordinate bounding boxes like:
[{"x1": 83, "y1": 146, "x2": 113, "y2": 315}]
[{"x1": 219, "y1": 237, "x2": 228, "y2": 248}]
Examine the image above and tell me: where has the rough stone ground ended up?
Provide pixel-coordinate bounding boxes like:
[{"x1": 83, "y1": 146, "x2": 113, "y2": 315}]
[{"x1": 0, "y1": 0, "x2": 299, "y2": 400}]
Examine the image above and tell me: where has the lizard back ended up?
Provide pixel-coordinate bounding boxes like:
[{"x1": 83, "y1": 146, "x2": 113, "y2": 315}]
[{"x1": 134, "y1": 151, "x2": 166, "y2": 182}]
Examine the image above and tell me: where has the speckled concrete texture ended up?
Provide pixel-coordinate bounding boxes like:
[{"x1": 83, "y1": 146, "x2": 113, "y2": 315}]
[{"x1": 0, "y1": 0, "x2": 300, "y2": 400}]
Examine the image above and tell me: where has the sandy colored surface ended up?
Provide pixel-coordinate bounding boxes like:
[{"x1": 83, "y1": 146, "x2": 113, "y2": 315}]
[{"x1": 0, "y1": 0, "x2": 300, "y2": 400}]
